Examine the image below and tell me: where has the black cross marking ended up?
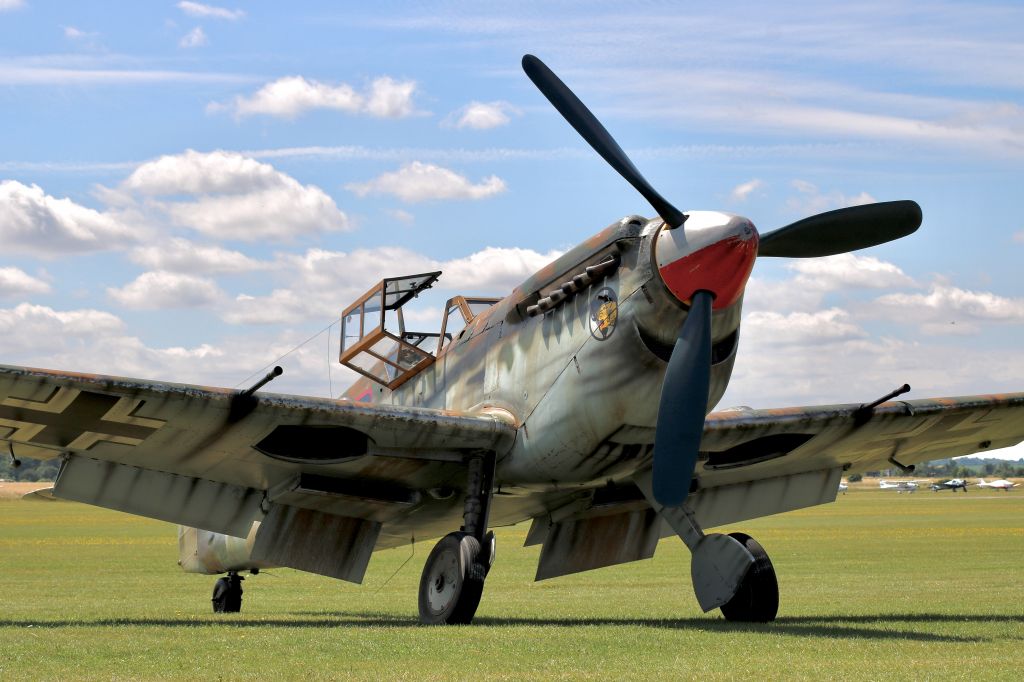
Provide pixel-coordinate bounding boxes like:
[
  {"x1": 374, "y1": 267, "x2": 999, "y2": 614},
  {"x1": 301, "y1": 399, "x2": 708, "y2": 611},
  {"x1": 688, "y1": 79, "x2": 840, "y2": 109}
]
[{"x1": 0, "y1": 390, "x2": 160, "y2": 447}]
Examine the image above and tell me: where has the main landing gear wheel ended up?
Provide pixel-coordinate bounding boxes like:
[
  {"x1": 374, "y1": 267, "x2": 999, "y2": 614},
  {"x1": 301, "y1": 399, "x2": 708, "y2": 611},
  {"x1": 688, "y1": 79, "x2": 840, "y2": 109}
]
[
  {"x1": 212, "y1": 571, "x2": 244, "y2": 613},
  {"x1": 418, "y1": 532, "x2": 486, "y2": 625},
  {"x1": 719, "y1": 532, "x2": 778, "y2": 623}
]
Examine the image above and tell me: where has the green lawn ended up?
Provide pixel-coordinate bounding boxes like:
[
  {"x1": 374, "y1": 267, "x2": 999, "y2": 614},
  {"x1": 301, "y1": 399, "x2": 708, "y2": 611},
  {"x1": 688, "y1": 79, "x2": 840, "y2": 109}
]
[{"x1": 1, "y1": 490, "x2": 1021, "y2": 680}]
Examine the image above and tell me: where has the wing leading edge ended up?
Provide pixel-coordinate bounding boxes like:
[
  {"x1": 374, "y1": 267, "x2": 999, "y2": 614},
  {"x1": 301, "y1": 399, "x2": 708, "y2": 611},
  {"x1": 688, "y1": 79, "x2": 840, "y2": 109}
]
[
  {"x1": 700, "y1": 392, "x2": 1024, "y2": 484},
  {"x1": 0, "y1": 364, "x2": 517, "y2": 581}
]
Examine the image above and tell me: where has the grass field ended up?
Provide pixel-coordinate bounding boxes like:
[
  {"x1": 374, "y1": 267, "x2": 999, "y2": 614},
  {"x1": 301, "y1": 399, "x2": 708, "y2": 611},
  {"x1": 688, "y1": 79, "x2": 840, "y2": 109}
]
[{"x1": 1, "y1": 487, "x2": 1021, "y2": 680}]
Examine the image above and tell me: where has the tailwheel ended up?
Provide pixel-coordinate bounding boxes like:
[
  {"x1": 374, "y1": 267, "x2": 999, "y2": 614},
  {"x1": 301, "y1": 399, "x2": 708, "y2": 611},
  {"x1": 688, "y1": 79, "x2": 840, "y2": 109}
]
[
  {"x1": 719, "y1": 532, "x2": 778, "y2": 623},
  {"x1": 418, "y1": 532, "x2": 486, "y2": 625},
  {"x1": 212, "y1": 571, "x2": 244, "y2": 613}
]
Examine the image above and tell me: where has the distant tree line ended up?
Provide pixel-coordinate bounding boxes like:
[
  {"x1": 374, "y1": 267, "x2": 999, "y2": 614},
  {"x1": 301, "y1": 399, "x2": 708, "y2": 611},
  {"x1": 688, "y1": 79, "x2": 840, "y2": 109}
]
[{"x1": 0, "y1": 456, "x2": 59, "y2": 482}]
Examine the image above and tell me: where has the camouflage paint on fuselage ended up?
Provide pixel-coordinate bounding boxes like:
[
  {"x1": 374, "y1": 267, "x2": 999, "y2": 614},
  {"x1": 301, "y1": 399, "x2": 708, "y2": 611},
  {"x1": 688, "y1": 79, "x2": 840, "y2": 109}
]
[{"x1": 345, "y1": 212, "x2": 749, "y2": 489}]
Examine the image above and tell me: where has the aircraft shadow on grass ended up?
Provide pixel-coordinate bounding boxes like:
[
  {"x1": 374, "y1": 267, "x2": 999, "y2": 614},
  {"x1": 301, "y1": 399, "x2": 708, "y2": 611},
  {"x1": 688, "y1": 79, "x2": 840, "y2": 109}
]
[{"x1": 4, "y1": 613, "x2": 1018, "y2": 644}]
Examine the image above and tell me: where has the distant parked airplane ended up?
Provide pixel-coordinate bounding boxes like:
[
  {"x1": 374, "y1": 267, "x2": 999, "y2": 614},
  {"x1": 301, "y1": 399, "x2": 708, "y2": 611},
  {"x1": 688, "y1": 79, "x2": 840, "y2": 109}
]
[
  {"x1": 879, "y1": 479, "x2": 925, "y2": 493},
  {"x1": 976, "y1": 478, "x2": 1018, "y2": 491},
  {"x1": 930, "y1": 478, "x2": 968, "y2": 492}
]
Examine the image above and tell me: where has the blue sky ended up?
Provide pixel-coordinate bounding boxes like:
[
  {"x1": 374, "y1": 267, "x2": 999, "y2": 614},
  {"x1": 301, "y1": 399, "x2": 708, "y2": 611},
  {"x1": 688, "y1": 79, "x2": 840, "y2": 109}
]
[{"x1": 1, "y1": 1, "x2": 1022, "y2": 458}]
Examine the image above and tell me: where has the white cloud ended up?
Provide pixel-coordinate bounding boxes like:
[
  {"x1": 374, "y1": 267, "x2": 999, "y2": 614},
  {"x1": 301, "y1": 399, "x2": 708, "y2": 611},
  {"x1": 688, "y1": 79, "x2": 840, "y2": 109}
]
[
  {"x1": 159, "y1": 186, "x2": 346, "y2": 241},
  {"x1": 0, "y1": 304, "x2": 123, "y2": 356},
  {"x1": 729, "y1": 179, "x2": 763, "y2": 203},
  {"x1": 225, "y1": 247, "x2": 433, "y2": 324},
  {"x1": 787, "y1": 180, "x2": 876, "y2": 215},
  {"x1": 0, "y1": 0, "x2": 24, "y2": 11},
  {"x1": 0, "y1": 179, "x2": 135, "y2": 255},
  {"x1": 743, "y1": 308, "x2": 866, "y2": 346},
  {"x1": 179, "y1": 26, "x2": 208, "y2": 48},
  {"x1": 444, "y1": 101, "x2": 518, "y2": 130},
  {"x1": 128, "y1": 238, "x2": 265, "y2": 274},
  {"x1": 571, "y1": 60, "x2": 1024, "y2": 154},
  {"x1": 116, "y1": 150, "x2": 349, "y2": 240},
  {"x1": 177, "y1": 1, "x2": 244, "y2": 20},
  {"x1": 224, "y1": 76, "x2": 359, "y2": 118},
  {"x1": 0, "y1": 56, "x2": 252, "y2": 85},
  {"x1": 346, "y1": 161, "x2": 506, "y2": 203},
  {"x1": 724, "y1": 332, "x2": 1024, "y2": 410},
  {"x1": 225, "y1": 244, "x2": 561, "y2": 326},
  {"x1": 63, "y1": 26, "x2": 97, "y2": 40},
  {"x1": 217, "y1": 76, "x2": 418, "y2": 119},
  {"x1": 787, "y1": 254, "x2": 916, "y2": 291},
  {"x1": 727, "y1": 264, "x2": 1024, "y2": 408},
  {"x1": 441, "y1": 246, "x2": 561, "y2": 292},
  {"x1": 386, "y1": 208, "x2": 414, "y2": 225},
  {"x1": 875, "y1": 283, "x2": 1024, "y2": 334},
  {"x1": 734, "y1": 100, "x2": 1024, "y2": 153},
  {"x1": 744, "y1": 254, "x2": 916, "y2": 314},
  {"x1": 364, "y1": 77, "x2": 417, "y2": 118},
  {"x1": 227, "y1": 289, "x2": 308, "y2": 325},
  {"x1": 0, "y1": 267, "x2": 50, "y2": 296},
  {"x1": 122, "y1": 149, "x2": 279, "y2": 195},
  {"x1": 742, "y1": 275, "x2": 826, "y2": 315},
  {"x1": 0, "y1": 302, "x2": 327, "y2": 391},
  {"x1": 108, "y1": 271, "x2": 223, "y2": 309}
]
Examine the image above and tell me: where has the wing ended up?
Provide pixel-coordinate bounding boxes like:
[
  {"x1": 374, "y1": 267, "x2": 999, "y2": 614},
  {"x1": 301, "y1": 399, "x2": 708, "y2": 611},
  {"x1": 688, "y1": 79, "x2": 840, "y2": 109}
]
[
  {"x1": 506, "y1": 391, "x2": 1024, "y2": 582},
  {"x1": 683, "y1": 392, "x2": 1024, "y2": 529},
  {"x1": 0, "y1": 364, "x2": 518, "y2": 581}
]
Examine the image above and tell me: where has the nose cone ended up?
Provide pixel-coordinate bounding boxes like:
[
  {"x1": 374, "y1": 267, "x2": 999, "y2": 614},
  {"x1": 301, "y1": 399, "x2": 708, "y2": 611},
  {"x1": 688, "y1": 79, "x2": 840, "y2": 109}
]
[{"x1": 654, "y1": 211, "x2": 758, "y2": 309}]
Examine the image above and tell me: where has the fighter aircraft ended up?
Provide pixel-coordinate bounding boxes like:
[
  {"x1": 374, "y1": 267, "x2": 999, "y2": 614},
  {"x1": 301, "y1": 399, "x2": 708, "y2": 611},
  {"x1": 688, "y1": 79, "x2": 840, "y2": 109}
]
[
  {"x1": 878, "y1": 479, "x2": 926, "y2": 493},
  {"x1": 930, "y1": 478, "x2": 968, "y2": 492},
  {"x1": 3, "y1": 55, "x2": 1024, "y2": 624},
  {"x1": 976, "y1": 478, "x2": 1019, "y2": 491}
]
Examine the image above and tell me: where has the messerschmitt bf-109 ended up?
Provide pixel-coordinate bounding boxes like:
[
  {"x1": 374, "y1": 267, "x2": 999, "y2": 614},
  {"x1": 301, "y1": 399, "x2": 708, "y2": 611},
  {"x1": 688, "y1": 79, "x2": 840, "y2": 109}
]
[{"x1": 4, "y1": 55, "x2": 1024, "y2": 624}]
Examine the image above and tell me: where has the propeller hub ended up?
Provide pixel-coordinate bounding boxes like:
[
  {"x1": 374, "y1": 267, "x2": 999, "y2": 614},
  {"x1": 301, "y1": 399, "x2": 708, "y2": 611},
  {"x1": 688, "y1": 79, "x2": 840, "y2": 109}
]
[{"x1": 654, "y1": 211, "x2": 758, "y2": 310}]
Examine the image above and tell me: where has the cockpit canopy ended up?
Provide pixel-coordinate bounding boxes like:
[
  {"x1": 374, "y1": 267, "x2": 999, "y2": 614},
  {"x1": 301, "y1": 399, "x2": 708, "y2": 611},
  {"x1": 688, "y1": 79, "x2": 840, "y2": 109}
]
[{"x1": 339, "y1": 271, "x2": 499, "y2": 390}]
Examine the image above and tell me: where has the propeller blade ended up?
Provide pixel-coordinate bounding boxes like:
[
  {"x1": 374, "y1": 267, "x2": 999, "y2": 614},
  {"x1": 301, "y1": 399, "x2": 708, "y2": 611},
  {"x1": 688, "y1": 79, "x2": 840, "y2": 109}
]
[
  {"x1": 652, "y1": 290, "x2": 714, "y2": 508},
  {"x1": 758, "y1": 200, "x2": 921, "y2": 258},
  {"x1": 522, "y1": 54, "x2": 686, "y2": 228}
]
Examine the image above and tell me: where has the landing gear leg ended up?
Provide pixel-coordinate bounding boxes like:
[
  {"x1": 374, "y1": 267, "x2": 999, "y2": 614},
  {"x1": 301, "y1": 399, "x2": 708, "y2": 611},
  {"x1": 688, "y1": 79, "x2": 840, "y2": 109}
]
[
  {"x1": 418, "y1": 452, "x2": 496, "y2": 625},
  {"x1": 634, "y1": 472, "x2": 774, "y2": 620},
  {"x1": 212, "y1": 571, "x2": 244, "y2": 613}
]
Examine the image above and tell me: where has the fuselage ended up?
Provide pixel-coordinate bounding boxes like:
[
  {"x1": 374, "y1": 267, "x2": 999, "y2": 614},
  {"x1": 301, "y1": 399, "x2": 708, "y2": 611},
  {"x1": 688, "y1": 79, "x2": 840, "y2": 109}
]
[{"x1": 355, "y1": 211, "x2": 758, "y2": 490}]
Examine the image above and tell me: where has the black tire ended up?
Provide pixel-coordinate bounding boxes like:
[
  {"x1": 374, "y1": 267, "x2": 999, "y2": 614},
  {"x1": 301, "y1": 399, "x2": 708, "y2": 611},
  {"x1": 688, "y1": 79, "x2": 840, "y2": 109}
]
[
  {"x1": 211, "y1": 575, "x2": 243, "y2": 614},
  {"x1": 719, "y1": 532, "x2": 778, "y2": 623},
  {"x1": 418, "y1": 532, "x2": 485, "y2": 625}
]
